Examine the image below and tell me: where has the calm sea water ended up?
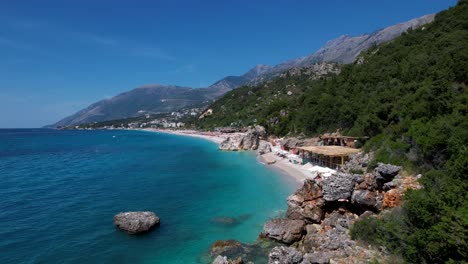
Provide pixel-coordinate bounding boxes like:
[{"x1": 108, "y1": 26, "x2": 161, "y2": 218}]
[{"x1": 0, "y1": 129, "x2": 297, "y2": 264}]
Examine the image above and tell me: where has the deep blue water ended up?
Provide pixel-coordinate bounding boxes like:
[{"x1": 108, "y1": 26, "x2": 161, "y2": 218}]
[{"x1": 0, "y1": 129, "x2": 297, "y2": 263}]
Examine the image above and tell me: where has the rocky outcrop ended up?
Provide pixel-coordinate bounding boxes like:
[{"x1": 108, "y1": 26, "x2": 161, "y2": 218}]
[
  {"x1": 219, "y1": 137, "x2": 243, "y2": 151},
  {"x1": 287, "y1": 180, "x2": 324, "y2": 224},
  {"x1": 322, "y1": 173, "x2": 355, "y2": 202},
  {"x1": 219, "y1": 126, "x2": 266, "y2": 151},
  {"x1": 257, "y1": 140, "x2": 272, "y2": 155},
  {"x1": 351, "y1": 190, "x2": 384, "y2": 212},
  {"x1": 113, "y1": 211, "x2": 160, "y2": 234},
  {"x1": 212, "y1": 255, "x2": 245, "y2": 264},
  {"x1": 207, "y1": 152, "x2": 416, "y2": 263},
  {"x1": 382, "y1": 189, "x2": 402, "y2": 209},
  {"x1": 374, "y1": 163, "x2": 401, "y2": 189},
  {"x1": 268, "y1": 246, "x2": 303, "y2": 264},
  {"x1": 261, "y1": 219, "x2": 306, "y2": 244}
]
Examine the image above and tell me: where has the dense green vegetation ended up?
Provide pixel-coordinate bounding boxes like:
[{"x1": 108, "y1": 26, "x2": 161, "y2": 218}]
[{"x1": 199, "y1": 1, "x2": 468, "y2": 263}]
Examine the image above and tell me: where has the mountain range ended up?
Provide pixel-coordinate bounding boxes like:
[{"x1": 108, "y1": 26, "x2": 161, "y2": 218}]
[{"x1": 51, "y1": 14, "x2": 435, "y2": 128}]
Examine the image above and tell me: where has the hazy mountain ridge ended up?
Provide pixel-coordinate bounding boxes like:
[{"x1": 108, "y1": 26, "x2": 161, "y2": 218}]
[{"x1": 51, "y1": 14, "x2": 434, "y2": 127}]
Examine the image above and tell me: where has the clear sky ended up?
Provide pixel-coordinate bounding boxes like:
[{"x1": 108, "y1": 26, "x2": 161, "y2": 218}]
[{"x1": 0, "y1": 0, "x2": 457, "y2": 128}]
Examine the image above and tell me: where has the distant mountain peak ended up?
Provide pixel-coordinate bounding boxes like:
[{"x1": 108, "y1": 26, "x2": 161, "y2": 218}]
[{"x1": 50, "y1": 13, "x2": 435, "y2": 128}]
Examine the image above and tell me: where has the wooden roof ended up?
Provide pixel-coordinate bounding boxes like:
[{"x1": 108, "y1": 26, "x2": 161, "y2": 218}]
[{"x1": 297, "y1": 146, "x2": 360, "y2": 157}]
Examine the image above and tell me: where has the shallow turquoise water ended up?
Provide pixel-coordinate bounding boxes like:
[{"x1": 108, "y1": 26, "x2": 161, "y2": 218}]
[{"x1": 0, "y1": 129, "x2": 297, "y2": 263}]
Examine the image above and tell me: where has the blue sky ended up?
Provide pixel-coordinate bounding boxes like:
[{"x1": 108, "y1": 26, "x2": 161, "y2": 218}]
[{"x1": 0, "y1": 0, "x2": 457, "y2": 128}]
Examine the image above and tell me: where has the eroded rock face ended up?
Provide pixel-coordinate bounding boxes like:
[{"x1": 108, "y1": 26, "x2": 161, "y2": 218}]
[
  {"x1": 114, "y1": 211, "x2": 160, "y2": 234},
  {"x1": 322, "y1": 173, "x2": 355, "y2": 202},
  {"x1": 287, "y1": 180, "x2": 324, "y2": 224},
  {"x1": 261, "y1": 219, "x2": 306, "y2": 244},
  {"x1": 258, "y1": 140, "x2": 272, "y2": 155},
  {"x1": 219, "y1": 126, "x2": 266, "y2": 151},
  {"x1": 219, "y1": 136, "x2": 243, "y2": 151},
  {"x1": 268, "y1": 246, "x2": 303, "y2": 264}
]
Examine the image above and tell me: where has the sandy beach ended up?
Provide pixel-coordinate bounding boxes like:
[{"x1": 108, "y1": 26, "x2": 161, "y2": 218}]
[
  {"x1": 143, "y1": 128, "x2": 314, "y2": 184},
  {"x1": 141, "y1": 128, "x2": 231, "y2": 144}
]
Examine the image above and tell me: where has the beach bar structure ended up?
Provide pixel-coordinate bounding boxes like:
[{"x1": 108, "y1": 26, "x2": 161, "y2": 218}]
[
  {"x1": 298, "y1": 146, "x2": 360, "y2": 169},
  {"x1": 320, "y1": 134, "x2": 362, "y2": 148}
]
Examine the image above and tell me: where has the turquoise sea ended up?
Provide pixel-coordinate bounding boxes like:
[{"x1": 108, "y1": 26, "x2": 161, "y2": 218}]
[{"x1": 0, "y1": 129, "x2": 297, "y2": 263}]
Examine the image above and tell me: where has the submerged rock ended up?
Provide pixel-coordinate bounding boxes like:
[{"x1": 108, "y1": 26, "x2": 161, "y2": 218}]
[
  {"x1": 211, "y1": 217, "x2": 239, "y2": 226},
  {"x1": 261, "y1": 219, "x2": 305, "y2": 244},
  {"x1": 114, "y1": 211, "x2": 160, "y2": 234}
]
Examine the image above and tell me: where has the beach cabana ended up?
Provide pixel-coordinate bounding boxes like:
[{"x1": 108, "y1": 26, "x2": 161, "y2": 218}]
[{"x1": 298, "y1": 146, "x2": 360, "y2": 169}]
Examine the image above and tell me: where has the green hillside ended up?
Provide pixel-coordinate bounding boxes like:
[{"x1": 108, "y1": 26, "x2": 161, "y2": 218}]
[{"x1": 198, "y1": 1, "x2": 468, "y2": 262}]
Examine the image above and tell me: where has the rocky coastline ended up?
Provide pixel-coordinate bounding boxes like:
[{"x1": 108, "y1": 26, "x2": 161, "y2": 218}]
[
  {"x1": 142, "y1": 126, "x2": 420, "y2": 263},
  {"x1": 209, "y1": 159, "x2": 420, "y2": 263}
]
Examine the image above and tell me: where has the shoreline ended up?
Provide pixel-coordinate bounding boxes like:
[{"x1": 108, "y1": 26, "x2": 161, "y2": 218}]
[{"x1": 142, "y1": 128, "x2": 310, "y2": 184}]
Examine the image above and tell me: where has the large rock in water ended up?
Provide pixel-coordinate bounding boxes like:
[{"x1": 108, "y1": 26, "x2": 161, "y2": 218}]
[
  {"x1": 261, "y1": 219, "x2": 305, "y2": 244},
  {"x1": 114, "y1": 211, "x2": 160, "y2": 234}
]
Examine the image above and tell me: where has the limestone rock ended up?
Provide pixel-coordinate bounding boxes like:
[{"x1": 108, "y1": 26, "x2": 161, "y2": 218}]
[
  {"x1": 258, "y1": 140, "x2": 272, "y2": 155},
  {"x1": 382, "y1": 189, "x2": 402, "y2": 209},
  {"x1": 301, "y1": 251, "x2": 337, "y2": 264},
  {"x1": 261, "y1": 219, "x2": 306, "y2": 244},
  {"x1": 219, "y1": 126, "x2": 267, "y2": 151},
  {"x1": 212, "y1": 256, "x2": 245, "y2": 264},
  {"x1": 268, "y1": 246, "x2": 303, "y2": 264},
  {"x1": 322, "y1": 173, "x2": 355, "y2": 202},
  {"x1": 212, "y1": 256, "x2": 229, "y2": 264},
  {"x1": 374, "y1": 163, "x2": 401, "y2": 189},
  {"x1": 286, "y1": 180, "x2": 324, "y2": 224},
  {"x1": 351, "y1": 190, "x2": 384, "y2": 212},
  {"x1": 219, "y1": 136, "x2": 243, "y2": 151},
  {"x1": 321, "y1": 211, "x2": 358, "y2": 229},
  {"x1": 113, "y1": 211, "x2": 160, "y2": 234},
  {"x1": 241, "y1": 125, "x2": 266, "y2": 150}
]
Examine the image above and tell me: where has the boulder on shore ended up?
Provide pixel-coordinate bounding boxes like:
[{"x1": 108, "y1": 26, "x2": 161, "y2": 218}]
[
  {"x1": 114, "y1": 211, "x2": 160, "y2": 234},
  {"x1": 219, "y1": 126, "x2": 266, "y2": 151},
  {"x1": 257, "y1": 140, "x2": 272, "y2": 155}
]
